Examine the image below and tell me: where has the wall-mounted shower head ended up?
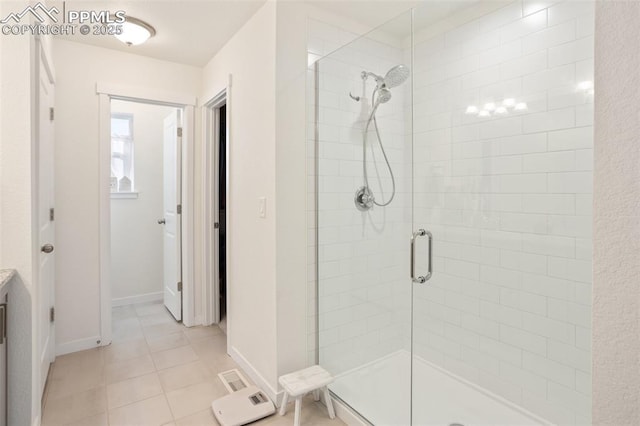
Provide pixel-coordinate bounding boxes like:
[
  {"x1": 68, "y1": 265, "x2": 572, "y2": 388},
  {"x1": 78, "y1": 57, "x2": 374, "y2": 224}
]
[
  {"x1": 383, "y1": 64, "x2": 410, "y2": 88},
  {"x1": 362, "y1": 64, "x2": 410, "y2": 90}
]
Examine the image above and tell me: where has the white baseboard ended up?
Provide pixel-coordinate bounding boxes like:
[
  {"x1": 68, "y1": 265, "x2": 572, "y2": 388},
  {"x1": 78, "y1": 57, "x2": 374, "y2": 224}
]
[
  {"x1": 112, "y1": 291, "x2": 163, "y2": 307},
  {"x1": 332, "y1": 396, "x2": 369, "y2": 426},
  {"x1": 228, "y1": 345, "x2": 282, "y2": 405},
  {"x1": 55, "y1": 335, "x2": 101, "y2": 356}
]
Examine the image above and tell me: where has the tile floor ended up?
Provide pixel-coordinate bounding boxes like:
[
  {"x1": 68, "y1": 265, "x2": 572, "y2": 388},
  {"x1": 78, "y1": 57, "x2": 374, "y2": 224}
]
[{"x1": 42, "y1": 301, "x2": 344, "y2": 426}]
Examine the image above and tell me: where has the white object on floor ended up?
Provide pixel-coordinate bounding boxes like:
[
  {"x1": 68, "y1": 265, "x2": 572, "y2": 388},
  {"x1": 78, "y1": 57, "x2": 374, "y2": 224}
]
[
  {"x1": 211, "y1": 386, "x2": 276, "y2": 426},
  {"x1": 212, "y1": 369, "x2": 276, "y2": 426},
  {"x1": 279, "y1": 365, "x2": 336, "y2": 426}
]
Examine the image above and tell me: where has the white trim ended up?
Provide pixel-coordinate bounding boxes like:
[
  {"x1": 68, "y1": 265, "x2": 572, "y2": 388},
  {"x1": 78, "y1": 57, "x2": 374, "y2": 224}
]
[
  {"x1": 98, "y1": 87, "x2": 197, "y2": 349},
  {"x1": 98, "y1": 93, "x2": 112, "y2": 347},
  {"x1": 110, "y1": 192, "x2": 139, "y2": 199},
  {"x1": 55, "y1": 335, "x2": 101, "y2": 356},
  {"x1": 202, "y1": 88, "x2": 228, "y2": 327},
  {"x1": 228, "y1": 345, "x2": 281, "y2": 406},
  {"x1": 96, "y1": 82, "x2": 197, "y2": 106},
  {"x1": 111, "y1": 291, "x2": 163, "y2": 307},
  {"x1": 181, "y1": 105, "x2": 195, "y2": 327},
  {"x1": 332, "y1": 397, "x2": 369, "y2": 426}
]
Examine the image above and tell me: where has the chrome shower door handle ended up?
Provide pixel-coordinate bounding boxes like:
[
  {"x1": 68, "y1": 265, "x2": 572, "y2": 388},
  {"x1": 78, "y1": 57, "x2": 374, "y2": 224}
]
[{"x1": 411, "y1": 229, "x2": 433, "y2": 284}]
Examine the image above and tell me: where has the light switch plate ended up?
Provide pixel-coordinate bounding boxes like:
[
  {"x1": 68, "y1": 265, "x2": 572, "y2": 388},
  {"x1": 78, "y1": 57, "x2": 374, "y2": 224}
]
[{"x1": 258, "y1": 197, "x2": 266, "y2": 218}]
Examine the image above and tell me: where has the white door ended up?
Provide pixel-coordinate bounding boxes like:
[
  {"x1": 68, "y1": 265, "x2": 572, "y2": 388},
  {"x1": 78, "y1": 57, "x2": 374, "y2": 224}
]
[
  {"x1": 162, "y1": 110, "x2": 182, "y2": 321},
  {"x1": 37, "y1": 49, "x2": 55, "y2": 396}
]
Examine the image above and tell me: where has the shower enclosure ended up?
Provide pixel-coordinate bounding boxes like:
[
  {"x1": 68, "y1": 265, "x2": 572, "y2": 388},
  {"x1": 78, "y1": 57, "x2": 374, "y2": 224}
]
[{"x1": 313, "y1": 1, "x2": 593, "y2": 424}]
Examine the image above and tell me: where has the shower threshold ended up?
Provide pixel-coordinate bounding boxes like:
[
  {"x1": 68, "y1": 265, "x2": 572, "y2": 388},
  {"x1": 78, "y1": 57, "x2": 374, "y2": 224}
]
[{"x1": 329, "y1": 351, "x2": 550, "y2": 426}]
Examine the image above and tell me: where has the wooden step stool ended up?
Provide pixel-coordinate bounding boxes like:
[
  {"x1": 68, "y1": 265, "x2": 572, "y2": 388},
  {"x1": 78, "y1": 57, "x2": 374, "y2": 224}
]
[{"x1": 278, "y1": 365, "x2": 336, "y2": 426}]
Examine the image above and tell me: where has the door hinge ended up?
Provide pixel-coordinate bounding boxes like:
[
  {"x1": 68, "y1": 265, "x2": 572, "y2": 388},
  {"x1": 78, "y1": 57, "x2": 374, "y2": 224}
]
[
  {"x1": 177, "y1": 204, "x2": 182, "y2": 214},
  {"x1": 50, "y1": 306, "x2": 55, "y2": 323},
  {"x1": 177, "y1": 282, "x2": 182, "y2": 292},
  {"x1": 177, "y1": 127, "x2": 183, "y2": 137},
  {"x1": 0, "y1": 303, "x2": 6, "y2": 344},
  {"x1": 49, "y1": 207, "x2": 55, "y2": 221},
  {"x1": 49, "y1": 107, "x2": 54, "y2": 121}
]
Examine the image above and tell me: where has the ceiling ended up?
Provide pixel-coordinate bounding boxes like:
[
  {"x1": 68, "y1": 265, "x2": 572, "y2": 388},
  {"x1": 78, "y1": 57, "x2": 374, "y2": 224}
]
[
  {"x1": 51, "y1": 1, "x2": 266, "y2": 67},
  {"x1": 50, "y1": 0, "x2": 481, "y2": 68}
]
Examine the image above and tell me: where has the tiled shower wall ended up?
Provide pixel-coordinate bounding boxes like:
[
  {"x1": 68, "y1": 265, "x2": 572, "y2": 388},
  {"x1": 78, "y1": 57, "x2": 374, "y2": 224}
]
[
  {"x1": 411, "y1": 1, "x2": 593, "y2": 424},
  {"x1": 309, "y1": 0, "x2": 593, "y2": 424},
  {"x1": 307, "y1": 17, "x2": 413, "y2": 375}
]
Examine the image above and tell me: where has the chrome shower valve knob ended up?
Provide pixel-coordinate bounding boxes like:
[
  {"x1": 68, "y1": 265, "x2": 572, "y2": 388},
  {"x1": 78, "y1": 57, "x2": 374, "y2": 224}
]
[{"x1": 354, "y1": 186, "x2": 374, "y2": 211}]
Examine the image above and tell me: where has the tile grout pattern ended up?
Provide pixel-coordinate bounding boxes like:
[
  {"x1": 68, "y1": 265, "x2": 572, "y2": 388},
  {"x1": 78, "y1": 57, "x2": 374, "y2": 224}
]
[
  {"x1": 308, "y1": 1, "x2": 593, "y2": 425},
  {"x1": 42, "y1": 301, "x2": 343, "y2": 426}
]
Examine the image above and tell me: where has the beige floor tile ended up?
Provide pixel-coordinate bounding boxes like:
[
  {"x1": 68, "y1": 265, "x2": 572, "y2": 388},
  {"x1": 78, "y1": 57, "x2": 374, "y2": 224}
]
[
  {"x1": 144, "y1": 321, "x2": 184, "y2": 338},
  {"x1": 147, "y1": 331, "x2": 190, "y2": 353},
  {"x1": 258, "y1": 396, "x2": 343, "y2": 426},
  {"x1": 183, "y1": 326, "x2": 222, "y2": 342},
  {"x1": 46, "y1": 365, "x2": 105, "y2": 401},
  {"x1": 175, "y1": 408, "x2": 219, "y2": 426},
  {"x1": 108, "y1": 394, "x2": 173, "y2": 426},
  {"x1": 107, "y1": 372, "x2": 163, "y2": 409},
  {"x1": 161, "y1": 423, "x2": 177, "y2": 426},
  {"x1": 139, "y1": 311, "x2": 177, "y2": 327},
  {"x1": 189, "y1": 334, "x2": 227, "y2": 357},
  {"x1": 42, "y1": 387, "x2": 107, "y2": 426},
  {"x1": 165, "y1": 380, "x2": 228, "y2": 419},
  {"x1": 105, "y1": 354, "x2": 156, "y2": 384},
  {"x1": 112, "y1": 317, "x2": 145, "y2": 342},
  {"x1": 152, "y1": 345, "x2": 199, "y2": 371},
  {"x1": 52, "y1": 348, "x2": 104, "y2": 377},
  {"x1": 112, "y1": 305, "x2": 138, "y2": 320},
  {"x1": 104, "y1": 338, "x2": 150, "y2": 364},
  {"x1": 64, "y1": 412, "x2": 109, "y2": 426},
  {"x1": 158, "y1": 360, "x2": 214, "y2": 393},
  {"x1": 199, "y1": 350, "x2": 241, "y2": 375},
  {"x1": 135, "y1": 302, "x2": 168, "y2": 317}
]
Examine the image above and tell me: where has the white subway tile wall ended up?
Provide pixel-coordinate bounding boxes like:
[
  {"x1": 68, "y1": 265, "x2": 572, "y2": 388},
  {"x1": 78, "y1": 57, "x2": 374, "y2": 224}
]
[
  {"x1": 412, "y1": 0, "x2": 592, "y2": 424},
  {"x1": 308, "y1": 0, "x2": 592, "y2": 425}
]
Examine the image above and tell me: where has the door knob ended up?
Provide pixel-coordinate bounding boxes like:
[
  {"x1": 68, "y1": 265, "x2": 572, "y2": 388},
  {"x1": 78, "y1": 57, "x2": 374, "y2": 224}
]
[
  {"x1": 41, "y1": 244, "x2": 54, "y2": 253},
  {"x1": 157, "y1": 218, "x2": 166, "y2": 225}
]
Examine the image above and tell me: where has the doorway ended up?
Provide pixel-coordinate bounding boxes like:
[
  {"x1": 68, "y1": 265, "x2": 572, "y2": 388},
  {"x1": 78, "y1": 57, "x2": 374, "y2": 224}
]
[
  {"x1": 109, "y1": 100, "x2": 184, "y2": 321},
  {"x1": 217, "y1": 104, "x2": 227, "y2": 332},
  {"x1": 203, "y1": 89, "x2": 228, "y2": 331}
]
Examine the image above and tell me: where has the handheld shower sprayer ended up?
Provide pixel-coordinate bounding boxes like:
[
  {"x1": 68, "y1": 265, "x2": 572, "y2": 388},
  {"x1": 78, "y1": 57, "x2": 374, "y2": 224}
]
[{"x1": 354, "y1": 64, "x2": 410, "y2": 211}]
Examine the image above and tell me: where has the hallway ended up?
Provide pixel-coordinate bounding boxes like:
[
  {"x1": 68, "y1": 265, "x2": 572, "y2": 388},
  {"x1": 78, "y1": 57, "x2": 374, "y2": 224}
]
[{"x1": 41, "y1": 301, "x2": 341, "y2": 425}]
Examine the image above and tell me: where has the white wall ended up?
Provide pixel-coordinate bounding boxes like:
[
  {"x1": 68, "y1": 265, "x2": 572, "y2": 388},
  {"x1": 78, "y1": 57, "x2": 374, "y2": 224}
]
[
  {"x1": 200, "y1": 1, "x2": 279, "y2": 395},
  {"x1": 593, "y1": 2, "x2": 640, "y2": 424},
  {"x1": 110, "y1": 100, "x2": 175, "y2": 304},
  {"x1": 0, "y1": 2, "x2": 55, "y2": 422},
  {"x1": 0, "y1": 18, "x2": 36, "y2": 426},
  {"x1": 53, "y1": 39, "x2": 201, "y2": 353}
]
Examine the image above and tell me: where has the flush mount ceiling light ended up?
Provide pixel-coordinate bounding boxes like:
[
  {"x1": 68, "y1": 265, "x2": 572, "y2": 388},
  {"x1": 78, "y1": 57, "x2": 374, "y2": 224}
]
[{"x1": 114, "y1": 16, "x2": 156, "y2": 46}]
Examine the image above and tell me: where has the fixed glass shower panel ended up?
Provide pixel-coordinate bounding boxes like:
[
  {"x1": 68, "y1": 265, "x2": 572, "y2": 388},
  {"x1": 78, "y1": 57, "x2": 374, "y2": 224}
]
[
  {"x1": 316, "y1": 10, "x2": 413, "y2": 425},
  {"x1": 411, "y1": 1, "x2": 593, "y2": 425}
]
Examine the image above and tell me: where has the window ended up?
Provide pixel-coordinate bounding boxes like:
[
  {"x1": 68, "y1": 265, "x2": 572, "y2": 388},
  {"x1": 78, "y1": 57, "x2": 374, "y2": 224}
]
[{"x1": 111, "y1": 113, "x2": 134, "y2": 192}]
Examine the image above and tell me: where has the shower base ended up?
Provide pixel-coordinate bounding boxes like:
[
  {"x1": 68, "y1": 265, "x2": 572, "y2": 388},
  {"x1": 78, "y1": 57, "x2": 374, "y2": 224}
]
[{"x1": 329, "y1": 351, "x2": 548, "y2": 426}]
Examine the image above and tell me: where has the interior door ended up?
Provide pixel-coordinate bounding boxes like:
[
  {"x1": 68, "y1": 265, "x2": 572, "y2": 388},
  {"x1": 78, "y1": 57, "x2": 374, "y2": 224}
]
[
  {"x1": 162, "y1": 110, "x2": 182, "y2": 321},
  {"x1": 37, "y1": 47, "x2": 55, "y2": 397}
]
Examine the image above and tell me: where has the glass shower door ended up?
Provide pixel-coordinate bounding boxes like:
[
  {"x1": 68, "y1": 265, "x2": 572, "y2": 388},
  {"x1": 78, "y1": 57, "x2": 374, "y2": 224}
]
[
  {"x1": 315, "y1": 10, "x2": 413, "y2": 425},
  {"x1": 410, "y1": 1, "x2": 594, "y2": 425}
]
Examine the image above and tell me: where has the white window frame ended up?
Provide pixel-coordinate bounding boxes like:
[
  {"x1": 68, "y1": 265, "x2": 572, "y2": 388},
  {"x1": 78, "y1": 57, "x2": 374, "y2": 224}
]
[{"x1": 110, "y1": 113, "x2": 135, "y2": 193}]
